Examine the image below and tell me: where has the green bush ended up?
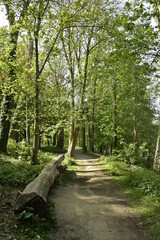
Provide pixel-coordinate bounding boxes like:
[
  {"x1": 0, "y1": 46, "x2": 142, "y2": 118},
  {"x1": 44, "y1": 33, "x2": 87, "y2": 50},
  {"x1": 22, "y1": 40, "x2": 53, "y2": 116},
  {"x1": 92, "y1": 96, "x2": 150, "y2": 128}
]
[
  {"x1": 64, "y1": 154, "x2": 77, "y2": 166},
  {"x1": 0, "y1": 155, "x2": 44, "y2": 186},
  {"x1": 127, "y1": 167, "x2": 160, "y2": 199},
  {"x1": 40, "y1": 145, "x2": 67, "y2": 154},
  {"x1": 100, "y1": 155, "x2": 160, "y2": 240},
  {"x1": 7, "y1": 139, "x2": 31, "y2": 160}
]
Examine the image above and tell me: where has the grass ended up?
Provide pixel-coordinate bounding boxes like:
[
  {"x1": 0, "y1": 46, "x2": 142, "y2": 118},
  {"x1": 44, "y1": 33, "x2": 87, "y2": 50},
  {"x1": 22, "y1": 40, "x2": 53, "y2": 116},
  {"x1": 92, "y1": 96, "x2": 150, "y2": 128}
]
[
  {"x1": 63, "y1": 154, "x2": 78, "y2": 170},
  {"x1": 99, "y1": 155, "x2": 160, "y2": 240},
  {"x1": 56, "y1": 154, "x2": 78, "y2": 186}
]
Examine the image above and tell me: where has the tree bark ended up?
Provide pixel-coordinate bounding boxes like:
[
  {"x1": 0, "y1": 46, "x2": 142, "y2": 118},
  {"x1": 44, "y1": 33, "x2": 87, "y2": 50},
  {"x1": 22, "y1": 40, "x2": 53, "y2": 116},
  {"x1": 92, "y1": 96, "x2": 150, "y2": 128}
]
[
  {"x1": 32, "y1": 35, "x2": 40, "y2": 164},
  {"x1": 82, "y1": 126, "x2": 87, "y2": 152},
  {"x1": 0, "y1": 23, "x2": 18, "y2": 152},
  {"x1": 68, "y1": 127, "x2": 79, "y2": 157},
  {"x1": 113, "y1": 78, "x2": 118, "y2": 149},
  {"x1": 14, "y1": 154, "x2": 64, "y2": 217},
  {"x1": 10, "y1": 122, "x2": 19, "y2": 142},
  {"x1": 153, "y1": 2, "x2": 160, "y2": 171},
  {"x1": 154, "y1": 128, "x2": 160, "y2": 171},
  {"x1": 26, "y1": 101, "x2": 30, "y2": 145},
  {"x1": 53, "y1": 133, "x2": 57, "y2": 146},
  {"x1": 57, "y1": 128, "x2": 64, "y2": 149},
  {"x1": 25, "y1": 32, "x2": 33, "y2": 145},
  {"x1": 0, "y1": 1, "x2": 31, "y2": 153}
]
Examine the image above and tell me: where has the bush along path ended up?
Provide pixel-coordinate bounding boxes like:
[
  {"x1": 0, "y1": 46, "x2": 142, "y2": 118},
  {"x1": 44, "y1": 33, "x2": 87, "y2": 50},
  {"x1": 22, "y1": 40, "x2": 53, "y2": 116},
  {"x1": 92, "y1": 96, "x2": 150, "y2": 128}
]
[{"x1": 49, "y1": 150, "x2": 150, "y2": 240}]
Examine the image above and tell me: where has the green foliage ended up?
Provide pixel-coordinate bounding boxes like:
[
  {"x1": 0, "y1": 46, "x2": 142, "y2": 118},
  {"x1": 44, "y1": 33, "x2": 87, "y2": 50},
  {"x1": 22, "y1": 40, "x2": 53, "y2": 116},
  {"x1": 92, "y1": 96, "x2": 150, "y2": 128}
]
[
  {"x1": 7, "y1": 139, "x2": 31, "y2": 160},
  {"x1": 64, "y1": 154, "x2": 78, "y2": 168},
  {"x1": 15, "y1": 200, "x2": 56, "y2": 239},
  {"x1": 127, "y1": 167, "x2": 160, "y2": 199},
  {"x1": 100, "y1": 155, "x2": 160, "y2": 240},
  {"x1": 0, "y1": 142, "x2": 58, "y2": 239},
  {"x1": 17, "y1": 207, "x2": 35, "y2": 221},
  {"x1": 117, "y1": 142, "x2": 151, "y2": 165},
  {"x1": 99, "y1": 155, "x2": 128, "y2": 176},
  {"x1": 0, "y1": 139, "x2": 58, "y2": 186},
  {"x1": 0, "y1": 154, "x2": 43, "y2": 186},
  {"x1": 40, "y1": 145, "x2": 67, "y2": 154}
]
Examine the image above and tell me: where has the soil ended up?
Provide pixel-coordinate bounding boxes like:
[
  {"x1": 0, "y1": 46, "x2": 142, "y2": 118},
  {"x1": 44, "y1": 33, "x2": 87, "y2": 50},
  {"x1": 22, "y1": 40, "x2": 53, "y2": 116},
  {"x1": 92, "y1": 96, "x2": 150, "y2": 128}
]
[{"x1": 49, "y1": 151, "x2": 150, "y2": 240}]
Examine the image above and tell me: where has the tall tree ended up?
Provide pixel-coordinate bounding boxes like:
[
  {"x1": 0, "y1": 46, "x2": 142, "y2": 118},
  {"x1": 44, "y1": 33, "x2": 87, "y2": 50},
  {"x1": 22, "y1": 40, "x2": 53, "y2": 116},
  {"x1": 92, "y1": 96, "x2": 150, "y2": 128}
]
[{"x1": 0, "y1": 0, "x2": 31, "y2": 153}]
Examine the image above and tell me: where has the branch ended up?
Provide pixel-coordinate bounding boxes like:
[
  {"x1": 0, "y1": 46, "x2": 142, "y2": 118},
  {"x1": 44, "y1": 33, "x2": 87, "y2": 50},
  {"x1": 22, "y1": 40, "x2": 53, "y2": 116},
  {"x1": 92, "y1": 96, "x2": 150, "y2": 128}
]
[
  {"x1": 90, "y1": 38, "x2": 106, "y2": 52},
  {"x1": 39, "y1": 28, "x2": 61, "y2": 76}
]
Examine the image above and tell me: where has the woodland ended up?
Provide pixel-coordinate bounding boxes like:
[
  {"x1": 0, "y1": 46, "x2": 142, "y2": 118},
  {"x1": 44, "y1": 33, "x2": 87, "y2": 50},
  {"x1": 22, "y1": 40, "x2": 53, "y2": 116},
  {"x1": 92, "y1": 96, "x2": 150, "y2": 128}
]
[{"x1": 0, "y1": 0, "x2": 160, "y2": 239}]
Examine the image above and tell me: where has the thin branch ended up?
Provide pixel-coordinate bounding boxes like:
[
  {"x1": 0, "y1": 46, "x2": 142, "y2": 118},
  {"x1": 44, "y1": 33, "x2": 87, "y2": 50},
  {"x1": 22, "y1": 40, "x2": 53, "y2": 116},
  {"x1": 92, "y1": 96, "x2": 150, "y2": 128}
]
[{"x1": 39, "y1": 28, "x2": 61, "y2": 76}]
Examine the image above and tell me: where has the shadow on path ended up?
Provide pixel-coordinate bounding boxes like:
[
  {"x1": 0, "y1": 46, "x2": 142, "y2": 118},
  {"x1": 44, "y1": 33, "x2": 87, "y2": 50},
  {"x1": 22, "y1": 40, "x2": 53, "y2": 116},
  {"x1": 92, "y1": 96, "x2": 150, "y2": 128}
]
[{"x1": 49, "y1": 150, "x2": 150, "y2": 240}]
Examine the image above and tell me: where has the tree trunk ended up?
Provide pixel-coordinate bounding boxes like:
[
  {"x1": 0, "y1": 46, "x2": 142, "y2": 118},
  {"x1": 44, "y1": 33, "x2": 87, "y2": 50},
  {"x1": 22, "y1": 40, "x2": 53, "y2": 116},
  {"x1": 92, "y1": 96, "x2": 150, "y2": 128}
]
[
  {"x1": 99, "y1": 144, "x2": 103, "y2": 154},
  {"x1": 25, "y1": 32, "x2": 33, "y2": 145},
  {"x1": 154, "y1": 124, "x2": 160, "y2": 171},
  {"x1": 113, "y1": 78, "x2": 118, "y2": 149},
  {"x1": 105, "y1": 144, "x2": 108, "y2": 156},
  {"x1": 53, "y1": 133, "x2": 57, "y2": 146},
  {"x1": 68, "y1": 127, "x2": 79, "y2": 157},
  {"x1": 57, "y1": 128, "x2": 64, "y2": 149},
  {"x1": 26, "y1": 101, "x2": 30, "y2": 145},
  {"x1": 32, "y1": 36, "x2": 40, "y2": 164},
  {"x1": 82, "y1": 126, "x2": 87, "y2": 152},
  {"x1": 88, "y1": 124, "x2": 95, "y2": 152},
  {"x1": 14, "y1": 154, "x2": 64, "y2": 217},
  {"x1": 10, "y1": 122, "x2": 19, "y2": 142},
  {"x1": 0, "y1": 17, "x2": 18, "y2": 152},
  {"x1": 153, "y1": 2, "x2": 160, "y2": 171}
]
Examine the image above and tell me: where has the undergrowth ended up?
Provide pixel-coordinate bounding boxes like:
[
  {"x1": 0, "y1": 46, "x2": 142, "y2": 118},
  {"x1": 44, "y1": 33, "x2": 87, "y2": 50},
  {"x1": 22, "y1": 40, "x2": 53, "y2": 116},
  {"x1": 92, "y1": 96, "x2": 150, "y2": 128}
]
[
  {"x1": 40, "y1": 145, "x2": 67, "y2": 154},
  {"x1": 0, "y1": 139, "x2": 60, "y2": 240},
  {"x1": 99, "y1": 155, "x2": 160, "y2": 240},
  {"x1": 64, "y1": 154, "x2": 78, "y2": 170},
  {"x1": 14, "y1": 199, "x2": 56, "y2": 240}
]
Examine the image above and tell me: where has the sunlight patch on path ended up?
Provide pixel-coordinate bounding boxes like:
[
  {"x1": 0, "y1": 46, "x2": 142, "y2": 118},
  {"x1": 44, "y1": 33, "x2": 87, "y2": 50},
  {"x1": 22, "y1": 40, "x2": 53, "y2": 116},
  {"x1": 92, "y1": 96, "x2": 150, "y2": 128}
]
[{"x1": 49, "y1": 151, "x2": 150, "y2": 240}]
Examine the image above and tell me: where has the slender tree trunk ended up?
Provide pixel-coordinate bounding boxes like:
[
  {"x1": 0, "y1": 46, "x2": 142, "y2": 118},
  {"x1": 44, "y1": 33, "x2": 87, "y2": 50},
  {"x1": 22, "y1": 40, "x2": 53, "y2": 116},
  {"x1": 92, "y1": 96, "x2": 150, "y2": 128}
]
[
  {"x1": 10, "y1": 122, "x2": 19, "y2": 142},
  {"x1": 67, "y1": 67, "x2": 76, "y2": 156},
  {"x1": 110, "y1": 144, "x2": 113, "y2": 156},
  {"x1": 32, "y1": 36, "x2": 40, "y2": 164},
  {"x1": 0, "y1": 1, "x2": 31, "y2": 152},
  {"x1": 26, "y1": 101, "x2": 30, "y2": 144},
  {"x1": 88, "y1": 125, "x2": 94, "y2": 152},
  {"x1": 57, "y1": 128, "x2": 64, "y2": 149},
  {"x1": 53, "y1": 133, "x2": 57, "y2": 146},
  {"x1": 89, "y1": 79, "x2": 96, "y2": 152},
  {"x1": 68, "y1": 127, "x2": 79, "y2": 157},
  {"x1": 99, "y1": 144, "x2": 103, "y2": 154},
  {"x1": 154, "y1": 126, "x2": 160, "y2": 171},
  {"x1": 113, "y1": 78, "x2": 118, "y2": 149},
  {"x1": 133, "y1": 67, "x2": 138, "y2": 154},
  {"x1": 0, "y1": 26, "x2": 18, "y2": 152},
  {"x1": 133, "y1": 115, "x2": 138, "y2": 153},
  {"x1": 105, "y1": 144, "x2": 108, "y2": 156},
  {"x1": 153, "y1": 2, "x2": 160, "y2": 170},
  {"x1": 82, "y1": 126, "x2": 87, "y2": 152},
  {"x1": 25, "y1": 32, "x2": 33, "y2": 145}
]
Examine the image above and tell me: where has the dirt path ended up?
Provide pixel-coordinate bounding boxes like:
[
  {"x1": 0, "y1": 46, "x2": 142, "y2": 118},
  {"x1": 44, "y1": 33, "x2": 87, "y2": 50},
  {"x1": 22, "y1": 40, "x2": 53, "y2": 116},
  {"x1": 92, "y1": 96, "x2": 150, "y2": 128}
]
[{"x1": 49, "y1": 151, "x2": 149, "y2": 240}]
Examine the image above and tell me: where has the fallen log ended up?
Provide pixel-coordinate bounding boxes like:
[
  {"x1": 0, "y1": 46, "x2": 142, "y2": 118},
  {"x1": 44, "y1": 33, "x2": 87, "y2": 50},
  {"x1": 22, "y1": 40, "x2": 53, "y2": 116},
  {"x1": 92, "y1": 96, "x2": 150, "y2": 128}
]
[{"x1": 14, "y1": 154, "x2": 64, "y2": 217}]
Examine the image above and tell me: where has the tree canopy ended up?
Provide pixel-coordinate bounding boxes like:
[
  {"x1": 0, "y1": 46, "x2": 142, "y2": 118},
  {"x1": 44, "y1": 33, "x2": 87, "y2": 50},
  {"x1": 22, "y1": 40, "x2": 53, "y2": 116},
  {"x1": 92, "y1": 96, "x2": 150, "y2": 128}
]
[{"x1": 0, "y1": 0, "x2": 159, "y2": 166}]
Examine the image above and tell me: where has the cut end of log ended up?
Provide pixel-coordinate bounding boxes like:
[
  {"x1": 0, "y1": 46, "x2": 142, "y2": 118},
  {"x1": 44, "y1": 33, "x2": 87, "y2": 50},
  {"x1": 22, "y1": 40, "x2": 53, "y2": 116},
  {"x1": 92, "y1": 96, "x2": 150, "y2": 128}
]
[{"x1": 14, "y1": 192, "x2": 48, "y2": 217}]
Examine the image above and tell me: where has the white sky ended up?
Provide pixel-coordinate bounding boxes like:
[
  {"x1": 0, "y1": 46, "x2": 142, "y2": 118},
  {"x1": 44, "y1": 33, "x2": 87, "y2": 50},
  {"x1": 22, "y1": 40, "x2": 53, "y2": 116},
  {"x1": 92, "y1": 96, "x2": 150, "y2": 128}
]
[{"x1": 0, "y1": 5, "x2": 8, "y2": 26}]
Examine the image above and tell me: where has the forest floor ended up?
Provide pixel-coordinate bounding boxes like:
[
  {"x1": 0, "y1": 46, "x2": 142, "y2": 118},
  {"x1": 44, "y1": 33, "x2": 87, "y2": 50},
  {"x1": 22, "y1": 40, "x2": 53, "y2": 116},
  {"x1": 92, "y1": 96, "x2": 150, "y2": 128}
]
[{"x1": 48, "y1": 150, "x2": 151, "y2": 240}]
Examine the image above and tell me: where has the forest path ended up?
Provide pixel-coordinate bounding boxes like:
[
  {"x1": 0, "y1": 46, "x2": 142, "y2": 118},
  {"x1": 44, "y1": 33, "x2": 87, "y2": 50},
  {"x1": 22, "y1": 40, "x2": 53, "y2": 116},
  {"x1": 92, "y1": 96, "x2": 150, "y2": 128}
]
[{"x1": 49, "y1": 150, "x2": 149, "y2": 240}]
